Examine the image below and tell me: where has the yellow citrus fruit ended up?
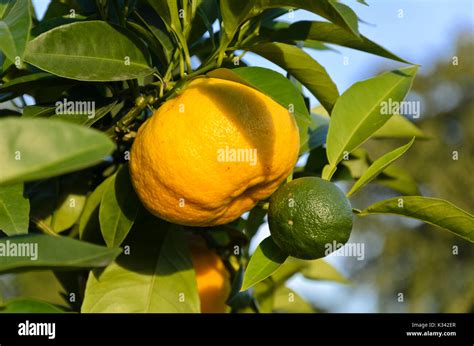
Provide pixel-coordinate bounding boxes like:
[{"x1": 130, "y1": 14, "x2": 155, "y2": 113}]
[
  {"x1": 130, "y1": 77, "x2": 300, "y2": 226},
  {"x1": 190, "y1": 240, "x2": 231, "y2": 313}
]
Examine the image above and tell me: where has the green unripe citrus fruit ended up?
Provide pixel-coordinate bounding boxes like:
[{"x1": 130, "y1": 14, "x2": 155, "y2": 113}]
[{"x1": 268, "y1": 177, "x2": 353, "y2": 260}]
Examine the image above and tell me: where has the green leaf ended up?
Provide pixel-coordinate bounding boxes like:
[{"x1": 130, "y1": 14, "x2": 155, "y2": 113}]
[
  {"x1": 208, "y1": 66, "x2": 311, "y2": 151},
  {"x1": 131, "y1": 6, "x2": 174, "y2": 64},
  {"x1": 42, "y1": 174, "x2": 89, "y2": 234},
  {"x1": 339, "y1": 149, "x2": 370, "y2": 179},
  {"x1": 241, "y1": 236, "x2": 288, "y2": 291},
  {"x1": 22, "y1": 105, "x2": 56, "y2": 118},
  {"x1": 0, "y1": 117, "x2": 115, "y2": 186},
  {"x1": 23, "y1": 101, "x2": 119, "y2": 127},
  {"x1": 76, "y1": 101, "x2": 119, "y2": 127},
  {"x1": 273, "y1": 286, "x2": 314, "y2": 313},
  {"x1": 0, "y1": 0, "x2": 31, "y2": 64},
  {"x1": 248, "y1": 42, "x2": 339, "y2": 113},
  {"x1": 0, "y1": 0, "x2": 12, "y2": 18},
  {"x1": 376, "y1": 164, "x2": 420, "y2": 195},
  {"x1": 0, "y1": 234, "x2": 121, "y2": 273},
  {"x1": 24, "y1": 21, "x2": 153, "y2": 82},
  {"x1": 0, "y1": 73, "x2": 56, "y2": 94},
  {"x1": 99, "y1": 165, "x2": 140, "y2": 248},
  {"x1": 324, "y1": 66, "x2": 418, "y2": 180},
  {"x1": 189, "y1": 0, "x2": 218, "y2": 44},
  {"x1": 79, "y1": 178, "x2": 109, "y2": 241},
  {"x1": 245, "y1": 206, "x2": 267, "y2": 240},
  {"x1": 81, "y1": 217, "x2": 200, "y2": 313},
  {"x1": 330, "y1": 147, "x2": 420, "y2": 195},
  {"x1": 265, "y1": 21, "x2": 407, "y2": 63},
  {"x1": 147, "y1": 0, "x2": 181, "y2": 33},
  {"x1": 302, "y1": 40, "x2": 335, "y2": 52},
  {"x1": 358, "y1": 197, "x2": 474, "y2": 242},
  {"x1": 271, "y1": 258, "x2": 306, "y2": 286},
  {"x1": 146, "y1": 0, "x2": 190, "y2": 68},
  {"x1": 0, "y1": 298, "x2": 65, "y2": 313},
  {"x1": 297, "y1": 259, "x2": 349, "y2": 283},
  {"x1": 373, "y1": 114, "x2": 428, "y2": 139},
  {"x1": 299, "y1": 113, "x2": 330, "y2": 154},
  {"x1": 347, "y1": 138, "x2": 415, "y2": 197},
  {"x1": 0, "y1": 183, "x2": 29, "y2": 236},
  {"x1": 126, "y1": 20, "x2": 170, "y2": 65},
  {"x1": 31, "y1": 15, "x2": 86, "y2": 38},
  {"x1": 220, "y1": 0, "x2": 359, "y2": 47},
  {"x1": 252, "y1": 278, "x2": 275, "y2": 313},
  {"x1": 310, "y1": 0, "x2": 359, "y2": 36},
  {"x1": 0, "y1": 270, "x2": 67, "y2": 307}
]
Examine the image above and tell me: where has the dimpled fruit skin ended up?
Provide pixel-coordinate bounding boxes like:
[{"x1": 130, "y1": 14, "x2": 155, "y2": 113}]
[
  {"x1": 130, "y1": 77, "x2": 299, "y2": 227},
  {"x1": 190, "y1": 241, "x2": 231, "y2": 313},
  {"x1": 268, "y1": 177, "x2": 353, "y2": 260}
]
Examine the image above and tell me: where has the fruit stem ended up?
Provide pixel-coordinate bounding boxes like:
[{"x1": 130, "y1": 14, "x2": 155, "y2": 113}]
[
  {"x1": 184, "y1": 61, "x2": 217, "y2": 80},
  {"x1": 164, "y1": 48, "x2": 181, "y2": 82}
]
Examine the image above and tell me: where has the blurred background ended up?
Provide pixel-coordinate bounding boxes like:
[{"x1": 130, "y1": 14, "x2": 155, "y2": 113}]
[{"x1": 20, "y1": 0, "x2": 474, "y2": 312}]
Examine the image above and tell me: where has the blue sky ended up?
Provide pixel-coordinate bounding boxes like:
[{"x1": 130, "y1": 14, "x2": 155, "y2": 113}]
[{"x1": 32, "y1": 0, "x2": 474, "y2": 312}]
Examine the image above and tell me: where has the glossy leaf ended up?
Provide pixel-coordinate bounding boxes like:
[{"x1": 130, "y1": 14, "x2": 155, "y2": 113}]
[
  {"x1": 358, "y1": 197, "x2": 474, "y2": 242},
  {"x1": 241, "y1": 236, "x2": 288, "y2": 291},
  {"x1": 0, "y1": 298, "x2": 65, "y2": 313},
  {"x1": 0, "y1": 73, "x2": 56, "y2": 94},
  {"x1": 265, "y1": 21, "x2": 408, "y2": 63},
  {"x1": 248, "y1": 42, "x2": 339, "y2": 112},
  {"x1": 126, "y1": 20, "x2": 170, "y2": 65},
  {"x1": 23, "y1": 101, "x2": 118, "y2": 127},
  {"x1": 0, "y1": 183, "x2": 29, "y2": 236},
  {"x1": 0, "y1": 0, "x2": 31, "y2": 63},
  {"x1": 245, "y1": 206, "x2": 267, "y2": 240},
  {"x1": 99, "y1": 165, "x2": 140, "y2": 248},
  {"x1": 340, "y1": 149, "x2": 370, "y2": 179},
  {"x1": 25, "y1": 21, "x2": 153, "y2": 81},
  {"x1": 0, "y1": 270, "x2": 67, "y2": 307},
  {"x1": 42, "y1": 175, "x2": 89, "y2": 234},
  {"x1": 79, "y1": 178, "x2": 109, "y2": 241},
  {"x1": 347, "y1": 138, "x2": 415, "y2": 196},
  {"x1": 376, "y1": 164, "x2": 420, "y2": 195},
  {"x1": 220, "y1": 0, "x2": 359, "y2": 46},
  {"x1": 373, "y1": 114, "x2": 427, "y2": 139},
  {"x1": 22, "y1": 105, "x2": 56, "y2": 118},
  {"x1": 0, "y1": 117, "x2": 115, "y2": 185},
  {"x1": 0, "y1": 234, "x2": 121, "y2": 273},
  {"x1": 81, "y1": 217, "x2": 200, "y2": 313},
  {"x1": 299, "y1": 113, "x2": 330, "y2": 154},
  {"x1": 147, "y1": 0, "x2": 181, "y2": 33},
  {"x1": 271, "y1": 258, "x2": 307, "y2": 286},
  {"x1": 324, "y1": 66, "x2": 418, "y2": 180},
  {"x1": 0, "y1": 1, "x2": 11, "y2": 18},
  {"x1": 70, "y1": 101, "x2": 118, "y2": 127}
]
